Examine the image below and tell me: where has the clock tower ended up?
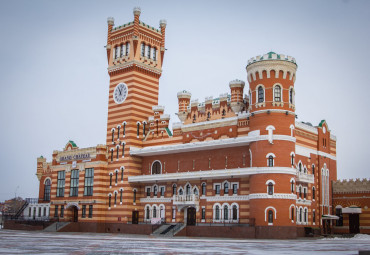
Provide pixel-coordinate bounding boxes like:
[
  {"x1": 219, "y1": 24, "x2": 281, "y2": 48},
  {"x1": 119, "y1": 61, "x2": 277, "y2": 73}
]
[{"x1": 105, "y1": 7, "x2": 166, "y2": 222}]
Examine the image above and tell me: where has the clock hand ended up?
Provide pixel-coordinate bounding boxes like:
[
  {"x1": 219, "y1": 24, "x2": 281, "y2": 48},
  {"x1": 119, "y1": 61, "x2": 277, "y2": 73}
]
[{"x1": 118, "y1": 87, "x2": 122, "y2": 96}]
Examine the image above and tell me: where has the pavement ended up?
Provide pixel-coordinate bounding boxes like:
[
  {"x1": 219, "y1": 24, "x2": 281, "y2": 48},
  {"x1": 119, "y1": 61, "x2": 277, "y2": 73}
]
[{"x1": 0, "y1": 229, "x2": 370, "y2": 254}]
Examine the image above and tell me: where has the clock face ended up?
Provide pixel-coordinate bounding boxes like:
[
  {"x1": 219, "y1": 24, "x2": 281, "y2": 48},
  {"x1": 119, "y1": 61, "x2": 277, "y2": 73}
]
[{"x1": 113, "y1": 83, "x2": 128, "y2": 104}]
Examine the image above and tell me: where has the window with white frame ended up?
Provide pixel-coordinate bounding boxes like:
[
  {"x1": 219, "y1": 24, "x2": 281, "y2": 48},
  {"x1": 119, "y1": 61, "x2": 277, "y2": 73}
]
[
  {"x1": 274, "y1": 85, "x2": 282, "y2": 102},
  {"x1": 257, "y1": 86, "x2": 264, "y2": 103}
]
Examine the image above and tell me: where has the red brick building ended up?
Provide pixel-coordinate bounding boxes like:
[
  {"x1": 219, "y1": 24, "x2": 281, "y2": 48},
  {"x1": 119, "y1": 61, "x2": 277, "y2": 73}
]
[{"x1": 33, "y1": 8, "x2": 339, "y2": 238}]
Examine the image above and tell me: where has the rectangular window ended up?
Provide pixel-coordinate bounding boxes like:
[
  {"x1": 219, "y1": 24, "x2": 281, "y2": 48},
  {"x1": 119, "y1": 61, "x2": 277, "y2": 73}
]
[
  {"x1": 84, "y1": 168, "x2": 94, "y2": 196},
  {"x1": 232, "y1": 184, "x2": 238, "y2": 194},
  {"x1": 88, "y1": 205, "x2": 93, "y2": 218},
  {"x1": 146, "y1": 188, "x2": 151, "y2": 197},
  {"x1": 60, "y1": 205, "x2": 64, "y2": 218},
  {"x1": 133, "y1": 190, "x2": 136, "y2": 203},
  {"x1": 70, "y1": 170, "x2": 79, "y2": 197},
  {"x1": 172, "y1": 208, "x2": 176, "y2": 219},
  {"x1": 215, "y1": 185, "x2": 220, "y2": 195},
  {"x1": 57, "y1": 171, "x2": 65, "y2": 197},
  {"x1": 54, "y1": 205, "x2": 58, "y2": 218},
  {"x1": 160, "y1": 187, "x2": 165, "y2": 197},
  {"x1": 202, "y1": 208, "x2": 205, "y2": 220},
  {"x1": 82, "y1": 205, "x2": 86, "y2": 218}
]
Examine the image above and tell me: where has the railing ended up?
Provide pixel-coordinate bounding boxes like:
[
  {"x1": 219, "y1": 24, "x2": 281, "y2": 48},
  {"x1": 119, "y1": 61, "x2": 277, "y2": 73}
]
[
  {"x1": 25, "y1": 198, "x2": 39, "y2": 204},
  {"x1": 173, "y1": 194, "x2": 199, "y2": 205},
  {"x1": 296, "y1": 172, "x2": 314, "y2": 183}
]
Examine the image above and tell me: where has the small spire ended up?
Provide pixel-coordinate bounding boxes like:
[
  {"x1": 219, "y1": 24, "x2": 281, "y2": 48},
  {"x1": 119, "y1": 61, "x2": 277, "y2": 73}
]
[
  {"x1": 133, "y1": 7, "x2": 141, "y2": 16},
  {"x1": 107, "y1": 17, "x2": 114, "y2": 25}
]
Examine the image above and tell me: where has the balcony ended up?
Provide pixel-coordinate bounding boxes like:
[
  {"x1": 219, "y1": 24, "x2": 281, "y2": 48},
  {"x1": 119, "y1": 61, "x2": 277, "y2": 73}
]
[
  {"x1": 296, "y1": 172, "x2": 314, "y2": 184},
  {"x1": 173, "y1": 194, "x2": 199, "y2": 209}
]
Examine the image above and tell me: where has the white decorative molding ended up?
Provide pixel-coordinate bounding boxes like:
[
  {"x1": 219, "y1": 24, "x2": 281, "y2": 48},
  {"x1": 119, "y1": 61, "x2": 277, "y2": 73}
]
[
  {"x1": 249, "y1": 193, "x2": 297, "y2": 200},
  {"x1": 202, "y1": 195, "x2": 250, "y2": 202},
  {"x1": 295, "y1": 121, "x2": 318, "y2": 134},
  {"x1": 140, "y1": 197, "x2": 172, "y2": 203},
  {"x1": 296, "y1": 199, "x2": 312, "y2": 205},
  {"x1": 295, "y1": 145, "x2": 336, "y2": 160},
  {"x1": 128, "y1": 167, "x2": 296, "y2": 183},
  {"x1": 181, "y1": 116, "x2": 238, "y2": 132},
  {"x1": 130, "y1": 134, "x2": 295, "y2": 156},
  {"x1": 296, "y1": 172, "x2": 315, "y2": 184},
  {"x1": 253, "y1": 109, "x2": 295, "y2": 116}
]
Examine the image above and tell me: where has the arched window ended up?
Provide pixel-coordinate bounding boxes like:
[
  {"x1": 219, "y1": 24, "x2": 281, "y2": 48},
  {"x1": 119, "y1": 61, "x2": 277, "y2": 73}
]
[
  {"x1": 137, "y1": 123, "x2": 140, "y2": 137},
  {"x1": 110, "y1": 149, "x2": 113, "y2": 162},
  {"x1": 268, "y1": 155, "x2": 274, "y2": 167},
  {"x1": 312, "y1": 164, "x2": 315, "y2": 175},
  {"x1": 114, "y1": 192, "x2": 117, "y2": 205},
  {"x1": 193, "y1": 114, "x2": 196, "y2": 122},
  {"x1": 224, "y1": 182, "x2": 229, "y2": 194},
  {"x1": 143, "y1": 122, "x2": 146, "y2": 137},
  {"x1": 133, "y1": 190, "x2": 136, "y2": 203},
  {"x1": 289, "y1": 88, "x2": 293, "y2": 104},
  {"x1": 299, "y1": 208, "x2": 302, "y2": 222},
  {"x1": 120, "y1": 44, "x2": 125, "y2": 57},
  {"x1": 222, "y1": 109, "x2": 226, "y2": 116},
  {"x1": 109, "y1": 173, "x2": 113, "y2": 186},
  {"x1": 146, "y1": 207, "x2": 150, "y2": 220},
  {"x1": 121, "y1": 168, "x2": 124, "y2": 181},
  {"x1": 312, "y1": 187, "x2": 315, "y2": 200},
  {"x1": 117, "y1": 126, "x2": 120, "y2": 138},
  {"x1": 44, "y1": 179, "x2": 51, "y2": 201},
  {"x1": 151, "y1": 161, "x2": 161, "y2": 175},
  {"x1": 304, "y1": 167, "x2": 307, "y2": 174},
  {"x1": 291, "y1": 154, "x2": 294, "y2": 166},
  {"x1": 258, "y1": 86, "x2": 264, "y2": 103},
  {"x1": 153, "y1": 206, "x2": 157, "y2": 218},
  {"x1": 172, "y1": 184, "x2": 177, "y2": 196},
  {"x1": 268, "y1": 182, "x2": 274, "y2": 195},
  {"x1": 207, "y1": 112, "x2": 211, "y2": 119},
  {"x1": 125, "y1": 42, "x2": 130, "y2": 56},
  {"x1": 186, "y1": 184, "x2": 191, "y2": 195},
  {"x1": 114, "y1": 46, "x2": 119, "y2": 59},
  {"x1": 224, "y1": 205, "x2": 229, "y2": 220},
  {"x1": 299, "y1": 163, "x2": 302, "y2": 172},
  {"x1": 179, "y1": 189, "x2": 183, "y2": 195},
  {"x1": 232, "y1": 205, "x2": 238, "y2": 220},
  {"x1": 141, "y1": 43, "x2": 145, "y2": 57},
  {"x1": 116, "y1": 146, "x2": 119, "y2": 159},
  {"x1": 291, "y1": 207, "x2": 294, "y2": 221},
  {"x1": 122, "y1": 143, "x2": 125, "y2": 157},
  {"x1": 268, "y1": 210, "x2": 273, "y2": 223},
  {"x1": 215, "y1": 205, "x2": 220, "y2": 220},
  {"x1": 274, "y1": 85, "x2": 281, "y2": 102},
  {"x1": 299, "y1": 186, "x2": 302, "y2": 198},
  {"x1": 120, "y1": 189, "x2": 123, "y2": 203},
  {"x1": 112, "y1": 129, "x2": 115, "y2": 142},
  {"x1": 291, "y1": 180, "x2": 295, "y2": 193},
  {"x1": 123, "y1": 122, "x2": 126, "y2": 136},
  {"x1": 108, "y1": 194, "x2": 112, "y2": 208},
  {"x1": 304, "y1": 208, "x2": 308, "y2": 223},
  {"x1": 115, "y1": 171, "x2": 118, "y2": 184},
  {"x1": 202, "y1": 183, "x2": 206, "y2": 196},
  {"x1": 193, "y1": 187, "x2": 199, "y2": 196},
  {"x1": 153, "y1": 47, "x2": 157, "y2": 61},
  {"x1": 153, "y1": 186, "x2": 158, "y2": 196}
]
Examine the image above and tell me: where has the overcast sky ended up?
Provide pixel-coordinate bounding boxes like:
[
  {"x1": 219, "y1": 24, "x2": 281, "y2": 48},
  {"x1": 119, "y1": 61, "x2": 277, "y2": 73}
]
[{"x1": 0, "y1": 0, "x2": 369, "y2": 201}]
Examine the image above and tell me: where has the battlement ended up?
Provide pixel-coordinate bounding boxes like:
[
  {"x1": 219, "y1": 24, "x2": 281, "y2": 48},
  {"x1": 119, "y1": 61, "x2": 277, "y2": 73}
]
[
  {"x1": 333, "y1": 178, "x2": 370, "y2": 194},
  {"x1": 247, "y1": 52, "x2": 297, "y2": 67},
  {"x1": 229, "y1": 79, "x2": 245, "y2": 87},
  {"x1": 177, "y1": 90, "x2": 192, "y2": 98}
]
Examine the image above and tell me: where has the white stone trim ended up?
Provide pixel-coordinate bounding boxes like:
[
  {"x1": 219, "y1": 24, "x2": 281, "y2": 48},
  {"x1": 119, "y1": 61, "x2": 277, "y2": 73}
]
[
  {"x1": 128, "y1": 167, "x2": 297, "y2": 183},
  {"x1": 296, "y1": 145, "x2": 336, "y2": 160},
  {"x1": 140, "y1": 197, "x2": 172, "y2": 203},
  {"x1": 201, "y1": 195, "x2": 249, "y2": 202},
  {"x1": 249, "y1": 193, "x2": 296, "y2": 200},
  {"x1": 295, "y1": 121, "x2": 318, "y2": 134},
  {"x1": 130, "y1": 135, "x2": 296, "y2": 156}
]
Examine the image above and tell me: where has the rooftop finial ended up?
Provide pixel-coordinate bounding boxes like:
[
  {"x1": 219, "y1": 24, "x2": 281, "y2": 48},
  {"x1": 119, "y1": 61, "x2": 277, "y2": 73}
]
[
  {"x1": 133, "y1": 7, "x2": 141, "y2": 16},
  {"x1": 107, "y1": 17, "x2": 114, "y2": 25},
  {"x1": 160, "y1": 19, "x2": 167, "y2": 28}
]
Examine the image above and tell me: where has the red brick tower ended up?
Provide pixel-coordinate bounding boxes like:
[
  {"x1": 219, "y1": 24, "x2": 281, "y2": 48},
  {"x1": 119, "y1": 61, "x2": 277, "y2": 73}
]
[
  {"x1": 246, "y1": 52, "x2": 298, "y2": 226},
  {"x1": 105, "y1": 7, "x2": 166, "y2": 223}
]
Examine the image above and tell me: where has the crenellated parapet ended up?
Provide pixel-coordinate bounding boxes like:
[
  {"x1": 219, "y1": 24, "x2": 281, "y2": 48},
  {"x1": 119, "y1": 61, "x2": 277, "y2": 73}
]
[
  {"x1": 246, "y1": 52, "x2": 297, "y2": 83},
  {"x1": 333, "y1": 179, "x2": 370, "y2": 194}
]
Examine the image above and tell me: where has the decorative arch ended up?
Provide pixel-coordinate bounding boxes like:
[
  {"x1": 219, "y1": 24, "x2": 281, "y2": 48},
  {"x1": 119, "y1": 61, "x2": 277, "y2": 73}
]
[
  {"x1": 213, "y1": 203, "x2": 222, "y2": 221},
  {"x1": 289, "y1": 124, "x2": 295, "y2": 137},
  {"x1": 264, "y1": 206, "x2": 277, "y2": 222},
  {"x1": 256, "y1": 84, "x2": 265, "y2": 103},
  {"x1": 272, "y1": 83, "x2": 283, "y2": 102},
  {"x1": 151, "y1": 160, "x2": 162, "y2": 175}
]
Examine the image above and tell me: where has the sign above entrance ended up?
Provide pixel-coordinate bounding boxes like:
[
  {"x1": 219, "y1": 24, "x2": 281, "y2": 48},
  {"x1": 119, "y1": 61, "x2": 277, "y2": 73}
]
[{"x1": 59, "y1": 153, "x2": 91, "y2": 162}]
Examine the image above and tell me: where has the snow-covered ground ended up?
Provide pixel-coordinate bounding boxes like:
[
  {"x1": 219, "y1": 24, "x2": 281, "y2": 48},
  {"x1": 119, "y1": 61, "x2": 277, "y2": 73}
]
[{"x1": 0, "y1": 229, "x2": 370, "y2": 254}]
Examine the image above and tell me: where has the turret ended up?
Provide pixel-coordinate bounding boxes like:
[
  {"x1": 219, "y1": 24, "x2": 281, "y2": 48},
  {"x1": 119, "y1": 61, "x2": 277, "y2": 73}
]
[
  {"x1": 177, "y1": 90, "x2": 192, "y2": 123},
  {"x1": 229, "y1": 79, "x2": 245, "y2": 114}
]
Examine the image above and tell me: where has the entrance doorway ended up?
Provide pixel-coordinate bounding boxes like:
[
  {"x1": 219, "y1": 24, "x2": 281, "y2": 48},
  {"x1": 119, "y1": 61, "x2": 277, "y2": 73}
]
[
  {"x1": 349, "y1": 214, "x2": 360, "y2": 234},
  {"x1": 72, "y1": 206, "x2": 78, "y2": 222},
  {"x1": 132, "y1": 211, "x2": 139, "y2": 224},
  {"x1": 187, "y1": 207, "x2": 196, "y2": 226}
]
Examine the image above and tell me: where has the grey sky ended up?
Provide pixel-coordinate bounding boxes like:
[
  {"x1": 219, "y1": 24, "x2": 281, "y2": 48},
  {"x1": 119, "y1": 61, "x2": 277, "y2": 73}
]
[{"x1": 0, "y1": 0, "x2": 369, "y2": 201}]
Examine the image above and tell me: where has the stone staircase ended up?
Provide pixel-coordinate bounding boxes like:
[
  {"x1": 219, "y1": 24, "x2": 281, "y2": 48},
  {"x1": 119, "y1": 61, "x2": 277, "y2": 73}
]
[
  {"x1": 43, "y1": 222, "x2": 70, "y2": 232},
  {"x1": 152, "y1": 223, "x2": 185, "y2": 237}
]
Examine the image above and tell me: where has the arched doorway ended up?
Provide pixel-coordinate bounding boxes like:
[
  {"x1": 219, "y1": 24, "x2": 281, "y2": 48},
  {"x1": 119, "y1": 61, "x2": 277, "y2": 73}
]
[
  {"x1": 187, "y1": 207, "x2": 196, "y2": 226},
  {"x1": 66, "y1": 203, "x2": 80, "y2": 222}
]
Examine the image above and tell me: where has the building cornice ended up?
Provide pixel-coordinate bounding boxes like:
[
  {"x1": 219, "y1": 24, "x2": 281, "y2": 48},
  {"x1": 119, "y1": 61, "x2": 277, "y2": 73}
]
[
  {"x1": 295, "y1": 145, "x2": 336, "y2": 161},
  {"x1": 130, "y1": 135, "x2": 295, "y2": 156},
  {"x1": 107, "y1": 60, "x2": 162, "y2": 75},
  {"x1": 128, "y1": 167, "x2": 296, "y2": 183}
]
